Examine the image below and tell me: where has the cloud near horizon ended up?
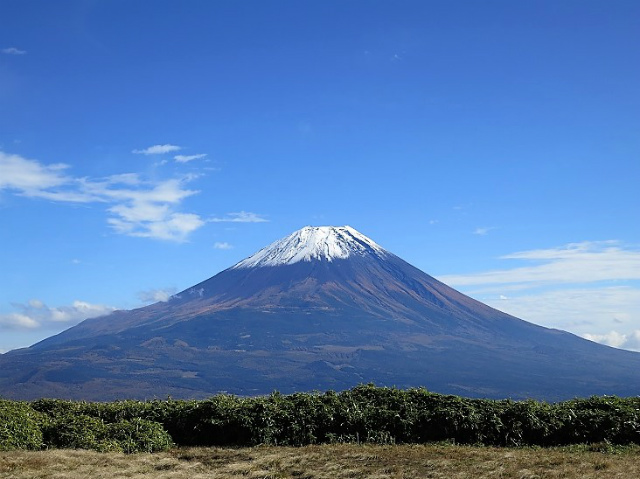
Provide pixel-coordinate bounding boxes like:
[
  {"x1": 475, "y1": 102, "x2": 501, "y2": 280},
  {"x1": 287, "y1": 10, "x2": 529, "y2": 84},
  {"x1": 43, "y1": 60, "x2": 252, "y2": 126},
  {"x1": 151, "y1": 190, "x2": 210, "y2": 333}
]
[
  {"x1": 0, "y1": 299, "x2": 116, "y2": 331},
  {"x1": 438, "y1": 241, "x2": 640, "y2": 352},
  {"x1": 583, "y1": 330, "x2": 640, "y2": 352},
  {"x1": 439, "y1": 241, "x2": 640, "y2": 286}
]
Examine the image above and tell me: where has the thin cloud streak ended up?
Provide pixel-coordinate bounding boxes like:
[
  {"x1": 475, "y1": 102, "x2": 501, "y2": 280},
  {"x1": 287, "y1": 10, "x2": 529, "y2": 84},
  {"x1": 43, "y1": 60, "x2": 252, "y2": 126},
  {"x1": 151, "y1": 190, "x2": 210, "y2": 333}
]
[
  {"x1": 473, "y1": 227, "x2": 495, "y2": 236},
  {"x1": 2, "y1": 47, "x2": 26, "y2": 55},
  {"x1": 439, "y1": 241, "x2": 640, "y2": 286},
  {"x1": 209, "y1": 211, "x2": 269, "y2": 223},
  {"x1": 132, "y1": 144, "x2": 182, "y2": 155},
  {"x1": 174, "y1": 154, "x2": 207, "y2": 163}
]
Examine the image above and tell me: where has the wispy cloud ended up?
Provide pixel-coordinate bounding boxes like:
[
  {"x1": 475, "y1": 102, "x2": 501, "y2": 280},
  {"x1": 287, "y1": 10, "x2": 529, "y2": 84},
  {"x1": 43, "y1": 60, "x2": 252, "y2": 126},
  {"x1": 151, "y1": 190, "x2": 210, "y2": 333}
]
[
  {"x1": 0, "y1": 152, "x2": 70, "y2": 193},
  {"x1": 0, "y1": 299, "x2": 116, "y2": 331},
  {"x1": 138, "y1": 288, "x2": 177, "y2": 303},
  {"x1": 473, "y1": 226, "x2": 495, "y2": 236},
  {"x1": 0, "y1": 150, "x2": 206, "y2": 242},
  {"x1": 440, "y1": 241, "x2": 640, "y2": 287},
  {"x1": 2, "y1": 47, "x2": 26, "y2": 55},
  {"x1": 480, "y1": 286, "x2": 640, "y2": 331},
  {"x1": 213, "y1": 242, "x2": 233, "y2": 250},
  {"x1": 174, "y1": 153, "x2": 207, "y2": 163},
  {"x1": 97, "y1": 176, "x2": 203, "y2": 241},
  {"x1": 438, "y1": 241, "x2": 640, "y2": 351},
  {"x1": 209, "y1": 211, "x2": 269, "y2": 223},
  {"x1": 132, "y1": 144, "x2": 182, "y2": 155}
]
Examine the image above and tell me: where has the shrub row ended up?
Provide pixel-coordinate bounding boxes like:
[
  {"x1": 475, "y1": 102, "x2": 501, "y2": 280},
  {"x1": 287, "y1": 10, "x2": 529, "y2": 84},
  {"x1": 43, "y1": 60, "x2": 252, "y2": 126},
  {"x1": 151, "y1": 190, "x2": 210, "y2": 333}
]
[
  {"x1": 0, "y1": 399, "x2": 172, "y2": 453},
  {"x1": 2, "y1": 385, "x2": 640, "y2": 451}
]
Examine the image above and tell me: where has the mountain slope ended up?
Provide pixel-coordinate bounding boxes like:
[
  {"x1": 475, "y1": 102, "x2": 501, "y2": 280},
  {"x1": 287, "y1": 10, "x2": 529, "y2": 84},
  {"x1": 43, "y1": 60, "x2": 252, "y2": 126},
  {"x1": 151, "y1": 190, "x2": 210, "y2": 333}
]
[{"x1": 1, "y1": 226, "x2": 639, "y2": 401}]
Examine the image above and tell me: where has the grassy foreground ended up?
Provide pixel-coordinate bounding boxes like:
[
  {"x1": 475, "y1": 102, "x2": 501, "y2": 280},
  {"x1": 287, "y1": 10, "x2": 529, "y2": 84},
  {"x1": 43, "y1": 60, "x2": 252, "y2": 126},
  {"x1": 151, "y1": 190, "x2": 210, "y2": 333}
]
[{"x1": 2, "y1": 444, "x2": 640, "y2": 479}]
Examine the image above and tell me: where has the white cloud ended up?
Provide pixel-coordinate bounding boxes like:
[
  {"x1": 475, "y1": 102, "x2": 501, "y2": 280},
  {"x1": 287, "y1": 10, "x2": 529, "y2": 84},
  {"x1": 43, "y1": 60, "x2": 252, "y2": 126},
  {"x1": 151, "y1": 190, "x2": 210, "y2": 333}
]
[
  {"x1": 438, "y1": 241, "x2": 640, "y2": 352},
  {"x1": 480, "y1": 286, "x2": 640, "y2": 332},
  {"x1": 0, "y1": 300, "x2": 116, "y2": 331},
  {"x1": 109, "y1": 202, "x2": 170, "y2": 223},
  {"x1": 473, "y1": 227, "x2": 494, "y2": 236},
  {"x1": 209, "y1": 211, "x2": 269, "y2": 223},
  {"x1": 0, "y1": 151, "x2": 207, "y2": 242},
  {"x1": 0, "y1": 313, "x2": 40, "y2": 329},
  {"x1": 2, "y1": 47, "x2": 26, "y2": 55},
  {"x1": 0, "y1": 152, "x2": 70, "y2": 193},
  {"x1": 98, "y1": 178, "x2": 204, "y2": 242},
  {"x1": 114, "y1": 212, "x2": 205, "y2": 242},
  {"x1": 583, "y1": 330, "x2": 640, "y2": 352},
  {"x1": 213, "y1": 242, "x2": 233, "y2": 250},
  {"x1": 439, "y1": 241, "x2": 640, "y2": 287},
  {"x1": 138, "y1": 288, "x2": 177, "y2": 303},
  {"x1": 104, "y1": 173, "x2": 141, "y2": 185},
  {"x1": 174, "y1": 153, "x2": 207, "y2": 163},
  {"x1": 132, "y1": 144, "x2": 182, "y2": 155}
]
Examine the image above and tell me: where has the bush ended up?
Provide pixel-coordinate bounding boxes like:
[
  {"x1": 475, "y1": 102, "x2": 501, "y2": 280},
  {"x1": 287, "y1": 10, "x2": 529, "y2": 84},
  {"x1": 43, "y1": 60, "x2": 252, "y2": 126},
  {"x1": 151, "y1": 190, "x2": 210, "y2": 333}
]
[
  {"x1": 43, "y1": 413, "x2": 107, "y2": 450},
  {"x1": 0, "y1": 400, "x2": 43, "y2": 451},
  {"x1": 104, "y1": 418, "x2": 173, "y2": 453},
  {"x1": 40, "y1": 411, "x2": 172, "y2": 453}
]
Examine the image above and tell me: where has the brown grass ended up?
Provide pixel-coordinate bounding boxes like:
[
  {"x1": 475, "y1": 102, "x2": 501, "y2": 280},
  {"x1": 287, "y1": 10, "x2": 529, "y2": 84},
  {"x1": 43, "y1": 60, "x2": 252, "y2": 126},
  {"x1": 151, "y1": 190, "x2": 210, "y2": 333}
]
[{"x1": 1, "y1": 444, "x2": 640, "y2": 479}]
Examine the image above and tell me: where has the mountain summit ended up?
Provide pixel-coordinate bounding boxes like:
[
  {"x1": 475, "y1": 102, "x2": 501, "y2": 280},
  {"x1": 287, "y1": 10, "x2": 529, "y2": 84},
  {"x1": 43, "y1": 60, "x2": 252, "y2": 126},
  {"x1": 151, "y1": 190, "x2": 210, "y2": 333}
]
[
  {"x1": 233, "y1": 225, "x2": 386, "y2": 268},
  {"x1": 1, "y1": 226, "x2": 640, "y2": 401}
]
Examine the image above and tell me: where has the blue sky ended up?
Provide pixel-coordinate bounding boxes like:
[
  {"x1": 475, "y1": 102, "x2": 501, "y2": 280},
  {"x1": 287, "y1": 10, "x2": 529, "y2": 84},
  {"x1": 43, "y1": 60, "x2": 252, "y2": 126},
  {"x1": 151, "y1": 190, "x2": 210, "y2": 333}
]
[{"x1": 1, "y1": 0, "x2": 639, "y2": 353}]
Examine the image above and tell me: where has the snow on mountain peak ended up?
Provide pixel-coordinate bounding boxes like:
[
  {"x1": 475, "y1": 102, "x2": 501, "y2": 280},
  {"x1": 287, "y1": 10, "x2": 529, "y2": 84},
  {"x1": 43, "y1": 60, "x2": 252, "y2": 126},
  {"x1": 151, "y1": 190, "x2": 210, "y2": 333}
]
[{"x1": 232, "y1": 226, "x2": 387, "y2": 268}]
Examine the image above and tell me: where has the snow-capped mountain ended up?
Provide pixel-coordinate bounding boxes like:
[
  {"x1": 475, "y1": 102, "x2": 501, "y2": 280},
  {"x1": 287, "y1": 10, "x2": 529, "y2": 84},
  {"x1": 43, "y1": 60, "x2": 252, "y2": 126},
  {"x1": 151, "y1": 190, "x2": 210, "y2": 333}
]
[
  {"x1": 1, "y1": 226, "x2": 640, "y2": 401},
  {"x1": 233, "y1": 226, "x2": 387, "y2": 268}
]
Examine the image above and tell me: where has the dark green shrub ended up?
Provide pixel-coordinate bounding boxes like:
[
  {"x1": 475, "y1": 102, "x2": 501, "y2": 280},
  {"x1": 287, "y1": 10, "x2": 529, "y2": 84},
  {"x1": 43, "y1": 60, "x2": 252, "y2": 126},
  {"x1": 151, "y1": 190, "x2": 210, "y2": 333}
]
[
  {"x1": 43, "y1": 413, "x2": 107, "y2": 450},
  {"x1": 556, "y1": 396, "x2": 640, "y2": 445},
  {"x1": 41, "y1": 413, "x2": 172, "y2": 453},
  {"x1": 0, "y1": 400, "x2": 43, "y2": 450},
  {"x1": 142, "y1": 396, "x2": 252, "y2": 447},
  {"x1": 495, "y1": 400, "x2": 561, "y2": 446},
  {"x1": 103, "y1": 418, "x2": 173, "y2": 453},
  {"x1": 16, "y1": 386, "x2": 640, "y2": 450},
  {"x1": 31, "y1": 398, "x2": 79, "y2": 418}
]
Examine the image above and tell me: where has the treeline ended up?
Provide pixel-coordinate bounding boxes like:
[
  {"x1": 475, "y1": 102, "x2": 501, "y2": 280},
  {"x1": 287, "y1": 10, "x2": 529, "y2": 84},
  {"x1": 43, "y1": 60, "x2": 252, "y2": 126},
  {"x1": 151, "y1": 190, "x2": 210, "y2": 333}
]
[{"x1": 2, "y1": 385, "x2": 640, "y2": 452}]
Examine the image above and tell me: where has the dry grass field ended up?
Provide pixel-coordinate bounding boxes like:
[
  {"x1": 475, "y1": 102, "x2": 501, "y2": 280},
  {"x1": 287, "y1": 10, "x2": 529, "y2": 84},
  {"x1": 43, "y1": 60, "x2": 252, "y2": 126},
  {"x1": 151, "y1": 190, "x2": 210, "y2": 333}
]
[{"x1": 2, "y1": 444, "x2": 640, "y2": 479}]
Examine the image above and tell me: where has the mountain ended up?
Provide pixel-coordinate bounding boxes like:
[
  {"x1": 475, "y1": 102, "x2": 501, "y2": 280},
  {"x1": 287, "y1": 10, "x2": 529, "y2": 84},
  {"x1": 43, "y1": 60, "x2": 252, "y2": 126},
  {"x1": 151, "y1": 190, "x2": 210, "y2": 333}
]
[{"x1": 1, "y1": 225, "x2": 639, "y2": 401}]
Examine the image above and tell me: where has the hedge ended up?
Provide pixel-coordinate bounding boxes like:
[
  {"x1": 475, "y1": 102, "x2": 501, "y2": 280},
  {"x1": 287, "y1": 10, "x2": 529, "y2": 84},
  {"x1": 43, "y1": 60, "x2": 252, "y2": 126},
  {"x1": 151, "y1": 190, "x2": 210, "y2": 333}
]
[{"x1": 1, "y1": 385, "x2": 638, "y2": 451}]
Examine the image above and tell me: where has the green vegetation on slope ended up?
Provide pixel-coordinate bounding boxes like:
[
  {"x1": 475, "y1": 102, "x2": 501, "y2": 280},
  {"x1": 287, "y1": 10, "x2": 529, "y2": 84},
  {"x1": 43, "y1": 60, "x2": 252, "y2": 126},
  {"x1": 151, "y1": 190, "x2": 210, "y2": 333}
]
[{"x1": 1, "y1": 385, "x2": 640, "y2": 452}]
